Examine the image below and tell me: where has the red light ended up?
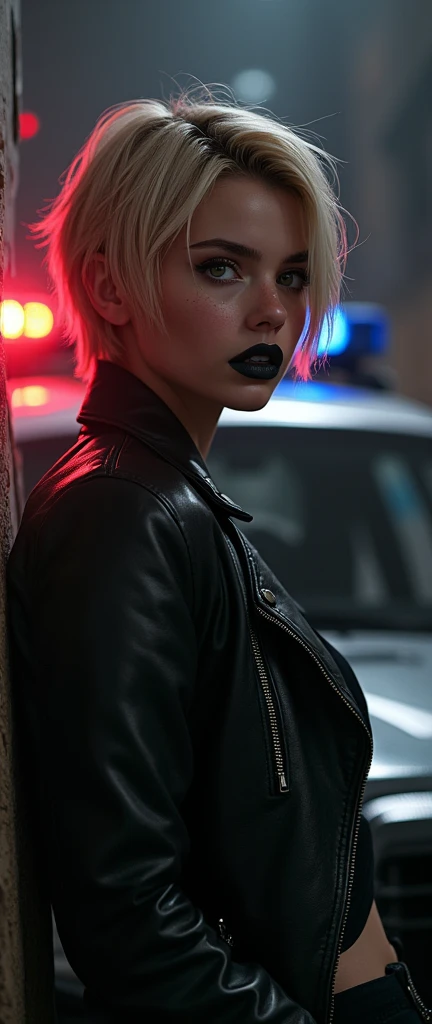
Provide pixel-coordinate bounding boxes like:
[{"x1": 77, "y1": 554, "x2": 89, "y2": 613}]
[
  {"x1": 1, "y1": 297, "x2": 55, "y2": 340},
  {"x1": 19, "y1": 112, "x2": 40, "y2": 140},
  {"x1": 11, "y1": 385, "x2": 50, "y2": 409},
  {"x1": 1, "y1": 299, "x2": 25, "y2": 338},
  {"x1": 23, "y1": 302, "x2": 54, "y2": 338},
  {"x1": 7, "y1": 377, "x2": 86, "y2": 419}
]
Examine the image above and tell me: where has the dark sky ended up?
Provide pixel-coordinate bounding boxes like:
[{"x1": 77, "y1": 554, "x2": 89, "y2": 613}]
[{"x1": 16, "y1": 0, "x2": 354, "y2": 289}]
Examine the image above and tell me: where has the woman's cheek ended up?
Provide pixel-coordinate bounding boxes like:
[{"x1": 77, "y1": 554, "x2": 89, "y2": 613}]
[{"x1": 172, "y1": 293, "x2": 242, "y2": 334}]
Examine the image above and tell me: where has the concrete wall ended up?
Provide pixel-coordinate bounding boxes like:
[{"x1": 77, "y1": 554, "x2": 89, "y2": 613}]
[
  {"x1": 346, "y1": 0, "x2": 432, "y2": 406},
  {"x1": 0, "y1": 1, "x2": 55, "y2": 1020}
]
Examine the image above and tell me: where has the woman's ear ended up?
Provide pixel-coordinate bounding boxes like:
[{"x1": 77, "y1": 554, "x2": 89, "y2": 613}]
[{"x1": 82, "y1": 253, "x2": 132, "y2": 326}]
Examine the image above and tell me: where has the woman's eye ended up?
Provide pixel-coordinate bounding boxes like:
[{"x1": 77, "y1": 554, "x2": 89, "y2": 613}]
[
  {"x1": 195, "y1": 259, "x2": 309, "y2": 289},
  {"x1": 280, "y1": 270, "x2": 309, "y2": 291},
  {"x1": 196, "y1": 258, "x2": 238, "y2": 283}
]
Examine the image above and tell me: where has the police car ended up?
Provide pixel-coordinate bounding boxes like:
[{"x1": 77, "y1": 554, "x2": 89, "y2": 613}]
[{"x1": 5, "y1": 302, "x2": 432, "y2": 1010}]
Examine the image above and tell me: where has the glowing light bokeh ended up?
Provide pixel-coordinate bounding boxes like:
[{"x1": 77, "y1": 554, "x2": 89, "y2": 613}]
[
  {"x1": 19, "y1": 111, "x2": 40, "y2": 139},
  {"x1": 1, "y1": 299, "x2": 54, "y2": 339},
  {"x1": 1, "y1": 300, "x2": 25, "y2": 338},
  {"x1": 293, "y1": 306, "x2": 350, "y2": 361},
  {"x1": 231, "y1": 69, "x2": 276, "y2": 104},
  {"x1": 11, "y1": 386, "x2": 50, "y2": 409},
  {"x1": 24, "y1": 302, "x2": 54, "y2": 338},
  {"x1": 7, "y1": 377, "x2": 87, "y2": 423},
  {"x1": 317, "y1": 307, "x2": 349, "y2": 357}
]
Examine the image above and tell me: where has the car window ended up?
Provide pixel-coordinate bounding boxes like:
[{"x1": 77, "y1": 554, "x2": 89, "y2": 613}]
[
  {"x1": 206, "y1": 427, "x2": 432, "y2": 631},
  {"x1": 209, "y1": 453, "x2": 306, "y2": 545},
  {"x1": 372, "y1": 455, "x2": 432, "y2": 604},
  {"x1": 18, "y1": 434, "x2": 80, "y2": 497}
]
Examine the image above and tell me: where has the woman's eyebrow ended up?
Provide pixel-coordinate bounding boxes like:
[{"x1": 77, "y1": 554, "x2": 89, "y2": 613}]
[{"x1": 187, "y1": 238, "x2": 309, "y2": 264}]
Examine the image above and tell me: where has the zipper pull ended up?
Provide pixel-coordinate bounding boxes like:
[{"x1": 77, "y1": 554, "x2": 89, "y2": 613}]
[
  {"x1": 218, "y1": 918, "x2": 234, "y2": 948},
  {"x1": 279, "y1": 772, "x2": 289, "y2": 792},
  {"x1": 386, "y1": 962, "x2": 431, "y2": 1021}
]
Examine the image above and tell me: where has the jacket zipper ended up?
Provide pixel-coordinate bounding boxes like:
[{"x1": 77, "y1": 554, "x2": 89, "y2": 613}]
[
  {"x1": 224, "y1": 534, "x2": 289, "y2": 794},
  {"x1": 255, "y1": 605, "x2": 373, "y2": 1024},
  {"x1": 225, "y1": 528, "x2": 373, "y2": 1017},
  {"x1": 250, "y1": 627, "x2": 289, "y2": 793},
  {"x1": 386, "y1": 963, "x2": 431, "y2": 1021},
  {"x1": 404, "y1": 969, "x2": 431, "y2": 1021},
  {"x1": 405, "y1": 973, "x2": 431, "y2": 1021}
]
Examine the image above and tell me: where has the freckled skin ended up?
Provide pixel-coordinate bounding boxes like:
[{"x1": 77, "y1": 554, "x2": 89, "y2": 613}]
[{"x1": 116, "y1": 176, "x2": 309, "y2": 458}]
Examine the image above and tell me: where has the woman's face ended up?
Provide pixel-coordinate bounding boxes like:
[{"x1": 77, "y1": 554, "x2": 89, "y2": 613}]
[
  {"x1": 130, "y1": 175, "x2": 309, "y2": 410},
  {"x1": 114, "y1": 173, "x2": 309, "y2": 455}
]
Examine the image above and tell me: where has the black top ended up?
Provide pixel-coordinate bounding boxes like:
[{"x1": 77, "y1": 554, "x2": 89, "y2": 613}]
[{"x1": 319, "y1": 634, "x2": 375, "y2": 952}]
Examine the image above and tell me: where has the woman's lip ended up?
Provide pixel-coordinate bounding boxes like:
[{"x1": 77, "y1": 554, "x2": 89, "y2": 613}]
[
  {"x1": 229, "y1": 362, "x2": 281, "y2": 380},
  {"x1": 229, "y1": 343, "x2": 283, "y2": 368}
]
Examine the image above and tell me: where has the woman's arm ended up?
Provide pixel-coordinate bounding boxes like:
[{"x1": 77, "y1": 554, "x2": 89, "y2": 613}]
[{"x1": 9, "y1": 475, "x2": 316, "y2": 1023}]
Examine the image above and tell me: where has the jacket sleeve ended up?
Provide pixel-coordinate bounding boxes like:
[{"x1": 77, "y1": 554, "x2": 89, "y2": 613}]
[{"x1": 9, "y1": 475, "x2": 317, "y2": 1023}]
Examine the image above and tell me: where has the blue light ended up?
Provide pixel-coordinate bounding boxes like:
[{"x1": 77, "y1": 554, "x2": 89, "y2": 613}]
[
  {"x1": 317, "y1": 307, "x2": 349, "y2": 356},
  {"x1": 293, "y1": 303, "x2": 388, "y2": 364},
  {"x1": 274, "y1": 380, "x2": 362, "y2": 402},
  {"x1": 343, "y1": 302, "x2": 389, "y2": 354}
]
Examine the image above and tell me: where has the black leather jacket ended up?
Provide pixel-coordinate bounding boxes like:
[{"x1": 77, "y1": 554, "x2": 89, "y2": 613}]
[{"x1": 7, "y1": 360, "x2": 373, "y2": 1024}]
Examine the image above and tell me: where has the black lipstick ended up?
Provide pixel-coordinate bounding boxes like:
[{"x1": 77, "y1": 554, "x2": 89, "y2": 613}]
[{"x1": 229, "y1": 342, "x2": 283, "y2": 380}]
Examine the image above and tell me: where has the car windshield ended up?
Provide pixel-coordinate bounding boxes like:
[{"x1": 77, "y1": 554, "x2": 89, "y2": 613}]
[{"x1": 207, "y1": 426, "x2": 432, "y2": 632}]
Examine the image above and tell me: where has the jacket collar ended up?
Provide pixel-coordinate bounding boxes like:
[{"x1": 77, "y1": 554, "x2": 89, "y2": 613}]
[{"x1": 77, "y1": 359, "x2": 253, "y2": 523}]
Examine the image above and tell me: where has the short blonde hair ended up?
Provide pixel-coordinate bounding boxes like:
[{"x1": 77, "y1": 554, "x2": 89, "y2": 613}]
[{"x1": 31, "y1": 87, "x2": 349, "y2": 382}]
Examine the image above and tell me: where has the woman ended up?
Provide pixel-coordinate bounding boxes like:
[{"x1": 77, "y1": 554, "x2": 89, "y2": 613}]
[{"x1": 7, "y1": 91, "x2": 429, "y2": 1023}]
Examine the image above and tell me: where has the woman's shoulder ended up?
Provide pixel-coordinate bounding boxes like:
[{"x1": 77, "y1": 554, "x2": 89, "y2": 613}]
[
  {"x1": 21, "y1": 425, "x2": 215, "y2": 535},
  {"x1": 11, "y1": 430, "x2": 225, "y2": 611}
]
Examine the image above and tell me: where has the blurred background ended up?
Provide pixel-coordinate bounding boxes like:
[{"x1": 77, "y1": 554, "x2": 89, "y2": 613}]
[{"x1": 3, "y1": 2, "x2": 432, "y2": 1019}]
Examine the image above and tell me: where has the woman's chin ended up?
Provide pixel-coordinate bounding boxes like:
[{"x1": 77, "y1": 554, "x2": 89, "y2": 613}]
[{"x1": 223, "y1": 381, "x2": 278, "y2": 412}]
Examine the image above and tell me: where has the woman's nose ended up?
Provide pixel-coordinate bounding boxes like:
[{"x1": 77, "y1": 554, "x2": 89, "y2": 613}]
[{"x1": 246, "y1": 300, "x2": 287, "y2": 332}]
